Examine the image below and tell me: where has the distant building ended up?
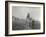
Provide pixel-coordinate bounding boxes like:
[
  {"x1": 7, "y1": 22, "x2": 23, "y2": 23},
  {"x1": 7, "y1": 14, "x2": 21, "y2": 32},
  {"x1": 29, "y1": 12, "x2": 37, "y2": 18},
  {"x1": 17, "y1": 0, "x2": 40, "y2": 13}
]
[{"x1": 26, "y1": 13, "x2": 32, "y2": 29}]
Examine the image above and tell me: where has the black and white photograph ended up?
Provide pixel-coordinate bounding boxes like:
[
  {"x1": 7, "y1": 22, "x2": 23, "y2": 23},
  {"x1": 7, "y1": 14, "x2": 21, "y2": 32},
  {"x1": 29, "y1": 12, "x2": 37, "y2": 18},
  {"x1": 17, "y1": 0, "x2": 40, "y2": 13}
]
[
  {"x1": 5, "y1": 1, "x2": 45, "y2": 36},
  {"x1": 12, "y1": 6, "x2": 40, "y2": 30}
]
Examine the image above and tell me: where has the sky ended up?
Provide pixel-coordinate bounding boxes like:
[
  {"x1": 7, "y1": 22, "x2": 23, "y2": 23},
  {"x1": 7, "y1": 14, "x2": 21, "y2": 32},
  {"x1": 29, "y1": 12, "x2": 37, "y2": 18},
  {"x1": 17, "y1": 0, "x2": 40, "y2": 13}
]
[{"x1": 12, "y1": 6, "x2": 40, "y2": 21}]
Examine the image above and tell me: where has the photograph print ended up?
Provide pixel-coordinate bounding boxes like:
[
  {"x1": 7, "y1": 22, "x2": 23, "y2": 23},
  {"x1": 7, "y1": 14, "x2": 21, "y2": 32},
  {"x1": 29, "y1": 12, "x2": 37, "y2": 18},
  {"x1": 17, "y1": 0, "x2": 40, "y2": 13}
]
[
  {"x1": 12, "y1": 6, "x2": 40, "y2": 30},
  {"x1": 5, "y1": 1, "x2": 45, "y2": 36}
]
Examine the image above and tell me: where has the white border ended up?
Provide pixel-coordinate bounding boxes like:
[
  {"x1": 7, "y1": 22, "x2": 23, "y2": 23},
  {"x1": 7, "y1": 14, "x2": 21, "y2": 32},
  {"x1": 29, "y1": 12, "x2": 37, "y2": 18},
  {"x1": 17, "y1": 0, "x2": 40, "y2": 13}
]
[{"x1": 8, "y1": 2, "x2": 43, "y2": 34}]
